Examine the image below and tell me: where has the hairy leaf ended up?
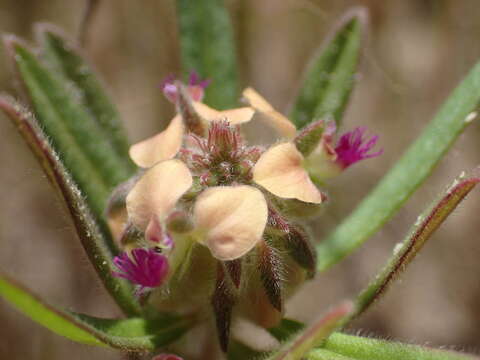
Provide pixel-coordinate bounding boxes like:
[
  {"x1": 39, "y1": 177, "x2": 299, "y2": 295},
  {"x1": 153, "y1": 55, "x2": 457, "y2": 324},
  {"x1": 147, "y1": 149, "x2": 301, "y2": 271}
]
[
  {"x1": 176, "y1": 0, "x2": 239, "y2": 109},
  {"x1": 4, "y1": 37, "x2": 133, "y2": 215},
  {"x1": 290, "y1": 8, "x2": 365, "y2": 128},
  {"x1": 0, "y1": 273, "x2": 190, "y2": 350},
  {"x1": 317, "y1": 60, "x2": 480, "y2": 272},
  {"x1": 318, "y1": 333, "x2": 477, "y2": 360},
  {"x1": 270, "y1": 323, "x2": 476, "y2": 360},
  {"x1": 0, "y1": 96, "x2": 140, "y2": 315},
  {"x1": 35, "y1": 25, "x2": 134, "y2": 166},
  {"x1": 267, "y1": 303, "x2": 353, "y2": 360},
  {"x1": 350, "y1": 173, "x2": 480, "y2": 319}
]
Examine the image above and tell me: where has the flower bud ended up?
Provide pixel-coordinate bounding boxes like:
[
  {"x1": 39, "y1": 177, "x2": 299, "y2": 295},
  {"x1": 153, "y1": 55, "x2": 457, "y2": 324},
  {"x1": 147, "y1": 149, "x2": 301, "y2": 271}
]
[{"x1": 294, "y1": 119, "x2": 325, "y2": 156}]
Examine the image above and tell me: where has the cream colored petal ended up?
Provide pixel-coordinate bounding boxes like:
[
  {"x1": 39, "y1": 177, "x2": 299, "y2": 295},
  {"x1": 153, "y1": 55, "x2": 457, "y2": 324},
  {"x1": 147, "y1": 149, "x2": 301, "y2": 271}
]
[
  {"x1": 219, "y1": 107, "x2": 254, "y2": 125},
  {"x1": 242, "y1": 87, "x2": 274, "y2": 112},
  {"x1": 193, "y1": 102, "x2": 221, "y2": 120},
  {"x1": 253, "y1": 143, "x2": 322, "y2": 203},
  {"x1": 193, "y1": 102, "x2": 254, "y2": 125},
  {"x1": 193, "y1": 185, "x2": 268, "y2": 261},
  {"x1": 243, "y1": 87, "x2": 297, "y2": 139},
  {"x1": 126, "y1": 160, "x2": 192, "y2": 230},
  {"x1": 129, "y1": 115, "x2": 184, "y2": 168}
]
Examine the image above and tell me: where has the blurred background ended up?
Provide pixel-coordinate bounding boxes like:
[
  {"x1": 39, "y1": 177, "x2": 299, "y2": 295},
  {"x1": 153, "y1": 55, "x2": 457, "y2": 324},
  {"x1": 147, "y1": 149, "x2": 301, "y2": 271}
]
[{"x1": 1, "y1": 0, "x2": 480, "y2": 359}]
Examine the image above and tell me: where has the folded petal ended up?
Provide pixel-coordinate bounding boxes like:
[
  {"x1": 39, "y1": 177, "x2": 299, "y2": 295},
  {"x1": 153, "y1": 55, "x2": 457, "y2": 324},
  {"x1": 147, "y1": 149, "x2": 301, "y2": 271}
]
[
  {"x1": 126, "y1": 160, "x2": 193, "y2": 230},
  {"x1": 193, "y1": 185, "x2": 268, "y2": 260},
  {"x1": 129, "y1": 115, "x2": 184, "y2": 168},
  {"x1": 242, "y1": 87, "x2": 297, "y2": 139},
  {"x1": 193, "y1": 102, "x2": 254, "y2": 125},
  {"x1": 253, "y1": 142, "x2": 322, "y2": 203}
]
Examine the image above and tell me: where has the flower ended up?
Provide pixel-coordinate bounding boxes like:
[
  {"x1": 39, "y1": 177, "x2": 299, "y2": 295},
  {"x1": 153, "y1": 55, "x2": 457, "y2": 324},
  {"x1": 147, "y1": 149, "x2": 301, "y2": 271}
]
[
  {"x1": 111, "y1": 75, "x2": 381, "y2": 351},
  {"x1": 334, "y1": 127, "x2": 383, "y2": 169},
  {"x1": 241, "y1": 88, "x2": 382, "y2": 183},
  {"x1": 113, "y1": 248, "x2": 169, "y2": 295},
  {"x1": 125, "y1": 85, "x2": 324, "y2": 261}
]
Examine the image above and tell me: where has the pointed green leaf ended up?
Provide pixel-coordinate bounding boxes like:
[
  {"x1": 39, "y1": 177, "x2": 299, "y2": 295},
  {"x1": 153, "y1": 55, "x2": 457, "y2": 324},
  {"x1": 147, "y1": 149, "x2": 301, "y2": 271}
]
[
  {"x1": 176, "y1": 0, "x2": 239, "y2": 109},
  {"x1": 5, "y1": 37, "x2": 134, "y2": 201},
  {"x1": 0, "y1": 96, "x2": 140, "y2": 316},
  {"x1": 0, "y1": 273, "x2": 191, "y2": 350},
  {"x1": 290, "y1": 8, "x2": 365, "y2": 129},
  {"x1": 35, "y1": 24, "x2": 134, "y2": 166},
  {"x1": 350, "y1": 173, "x2": 480, "y2": 320},
  {"x1": 317, "y1": 333, "x2": 477, "y2": 360},
  {"x1": 270, "y1": 323, "x2": 477, "y2": 360},
  {"x1": 267, "y1": 303, "x2": 353, "y2": 360},
  {"x1": 317, "y1": 60, "x2": 480, "y2": 272}
]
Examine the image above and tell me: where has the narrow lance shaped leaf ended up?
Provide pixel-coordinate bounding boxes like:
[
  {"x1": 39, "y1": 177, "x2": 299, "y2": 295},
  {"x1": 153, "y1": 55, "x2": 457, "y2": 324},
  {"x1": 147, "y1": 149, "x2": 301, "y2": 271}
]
[
  {"x1": 269, "y1": 173, "x2": 480, "y2": 360},
  {"x1": 317, "y1": 59, "x2": 480, "y2": 272},
  {"x1": 269, "y1": 322, "x2": 477, "y2": 360},
  {"x1": 0, "y1": 273, "x2": 191, "y2": 350},
  {"x1": 35, "y1": 24, "x2": 135, "y2": 168},
  {"x1": 5, "y1": 37, "x2": 133, "y2": 199},
  {"x1": 0, "y1": 96, "x2": 140, "y2": 316},
  {"x1": 176, "y1": 0, "x2": 239, "y2": 109},
  {"x1": 318, "y1": 332, "x2": 478, "y2": 360},
  {"x1": 350, "y1": 173, "x2": 480, "y2": 320},
  {"x1": 267, "y1": 302, "x2": 353, "y2": 360},
  {"x1": 290, "y1": 8, "x2": 365, "y2": 128}
]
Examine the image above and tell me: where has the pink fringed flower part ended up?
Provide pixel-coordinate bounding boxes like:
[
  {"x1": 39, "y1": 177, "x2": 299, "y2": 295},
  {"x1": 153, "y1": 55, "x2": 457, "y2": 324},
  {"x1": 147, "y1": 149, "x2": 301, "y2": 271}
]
[
  {"x1": 334, "y1": 127, "x2": 383, "y2": 168},
  {"x1": 161, "y1": 71, "x2": 210, "y2": 103},
  {"x1": 113, "y1": 248, "x2": 169, "y2": 295}
]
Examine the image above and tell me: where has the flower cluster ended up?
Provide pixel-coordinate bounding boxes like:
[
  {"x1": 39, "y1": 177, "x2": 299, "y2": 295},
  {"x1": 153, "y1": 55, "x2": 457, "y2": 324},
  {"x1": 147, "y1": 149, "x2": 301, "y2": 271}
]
[{"x1": 110, "y1": 72, "x2": 381, "y2": 351}]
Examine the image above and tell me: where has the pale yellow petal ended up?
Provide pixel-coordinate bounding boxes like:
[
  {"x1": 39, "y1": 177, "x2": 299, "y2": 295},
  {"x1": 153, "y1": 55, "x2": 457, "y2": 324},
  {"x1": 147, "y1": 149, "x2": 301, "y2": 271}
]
[
  {"x1": 242, "y1": 87, "x2": 297, "y2": 139},
  {"x1": 219, "y1": 107, "x2": 255, "y2": 125},
  {"x1": 126, "y1": 160, "x2": 192, "y2": 230},
  {"x1": 253, "y1": 143, "x2": 322, "y2": 203},
  {"x1": 129, "y1": 115, "x2": 184, "y2": 168},
  {"x1": 193, "y1": 185, "x2": 268, "y2": 260},
  {"x1": 193, "y1": 102, "x2": 221, "y2": 120},
  {"x1": 243, "y1": 87, "x2": 274, "y2": 112},
  {"x1": 193, "y1": 102, "x2": 254, "y2": 125}
]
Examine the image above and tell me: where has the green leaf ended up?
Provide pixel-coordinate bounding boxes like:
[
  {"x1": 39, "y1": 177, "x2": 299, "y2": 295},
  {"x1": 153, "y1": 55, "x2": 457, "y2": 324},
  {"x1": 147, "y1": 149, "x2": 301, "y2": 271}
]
[
  {"x1": 308, "y1": 348, "x2": 356, "y2": 360},
  {"x1": 317, "y1": 60, "x2": 480, "y2": 272},
  {"x1": 35, "y1": 24, "x2": 135, "y2": 167},
  {"x1": 267, "y1": 303, "x2": 353, "y2": 360},
  {"x1": 350, "y1": 173, "x2": 480, "y2": 320},
  {"x1": 4, "y1": 36, "x2": 134, "y2": 219},
  {"x1": 0, "y1": 272, "x2": 191, "y2": 350},
  {"x1": 176, "y1": 0, "x2": 239, "y2": 109},
  {"x1": 317, "y1": 333, "x2": 477, "y2": 360},
  {"x1": 268, "y1": 174, "x2": 480, "y2": 360},
  {"x1": 271, "y1": 318, "x2": 478, "y2": 360},
  {"x1": 268, "y1": 318, "x2": 305, "y2": 343},
  {"x1": 0, "y1": 96, "x2": 140, "y2": 316},
  {"x1": 290, "y1": 8, "x2": 365, "y2": 129}
]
